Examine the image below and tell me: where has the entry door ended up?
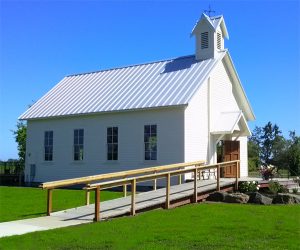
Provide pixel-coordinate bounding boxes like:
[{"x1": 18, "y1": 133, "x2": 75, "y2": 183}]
[{"x1": 222, "y1": 141, "x2": 240, "y2": 177}]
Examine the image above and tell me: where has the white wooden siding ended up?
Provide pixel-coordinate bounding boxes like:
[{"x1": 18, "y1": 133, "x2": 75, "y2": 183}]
[
  {"x1": 24, "y1": 108, "x2": 185, "y2": 183},
  {"x1": 209, "y1": 61, "x2": 248, "y2": 175},
  {"x1": 210, "y1": 60, "x2": 240, "y2": 127},
  {"x1": 183, "y1": 79, "x2": 209, "y2": 181}
]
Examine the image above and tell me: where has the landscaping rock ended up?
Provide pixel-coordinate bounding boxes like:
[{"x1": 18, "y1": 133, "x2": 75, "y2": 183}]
[
  {"x1": 272, "y1": 193, "x2": 300, "y2": 204},
  {"x1": 247, "y1": 192, "x2": 272, "y2": 205},
  {"x1": 206, "y1": 191, "x2": 228, "y2": 202},
  {"x1": 224, "y1": 193, "x2": 249, "y2": 204}
]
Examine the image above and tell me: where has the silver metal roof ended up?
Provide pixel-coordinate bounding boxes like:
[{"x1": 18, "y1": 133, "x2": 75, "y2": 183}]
[{"x1": 19, "y1": 52, "x2": 226, "y2": 120}]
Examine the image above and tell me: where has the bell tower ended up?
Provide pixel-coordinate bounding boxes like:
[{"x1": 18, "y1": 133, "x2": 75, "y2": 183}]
[{"x1": 191, "y1": 13, "x2": 229, "y2": 61}]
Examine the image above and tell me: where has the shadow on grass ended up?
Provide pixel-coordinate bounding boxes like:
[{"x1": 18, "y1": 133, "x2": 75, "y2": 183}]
[{"x1": 20, "y1": 212, "x2": 46, "y2": 218}]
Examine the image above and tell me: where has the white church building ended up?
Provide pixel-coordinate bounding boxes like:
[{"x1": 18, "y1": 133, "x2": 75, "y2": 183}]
[{"x1": 19, "y1": 13, "x2": 255, "y2": 184}]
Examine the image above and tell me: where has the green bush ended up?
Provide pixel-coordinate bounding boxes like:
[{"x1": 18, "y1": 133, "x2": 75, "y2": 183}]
[
  {"x1": 268, "y1": 181, "x2": 288, "y2": 194},
  {"x1": 239, "y1": 181, "x2": 260, "y2": 193}
]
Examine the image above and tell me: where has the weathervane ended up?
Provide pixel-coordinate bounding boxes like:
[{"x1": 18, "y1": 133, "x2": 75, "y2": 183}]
[{"x1": 204, "y1": 4, "x2": 216, "y2": 17}]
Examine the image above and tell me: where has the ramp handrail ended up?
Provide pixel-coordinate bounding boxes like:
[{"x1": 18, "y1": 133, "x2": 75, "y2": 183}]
[
  {"x1": 41, "y1": 160, "x2": 240, "y2": 221},
  {"x1": 40, "y1": 160, "x2": 205, "y2": 189}
]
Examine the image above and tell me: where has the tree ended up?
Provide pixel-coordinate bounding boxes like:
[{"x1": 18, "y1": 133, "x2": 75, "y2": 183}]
[
  {"x1": 260, "y1": 122, "x2": 283, "y2": 166},
  {"x1": 247, "y1": 140, "x2": 260, "y2": 171},
  {"x1": 249, "y1": 122, "x2": 300, "y2": 176},
  {"x1": 285, "y1": 131, "x2": 300, "y2": 175},
  {"x1": 12, "y1": 121, "x2": 27, "y2": 168},
  {"x1": 250, "y1": 122, "x2": 285, "y2": 167}
]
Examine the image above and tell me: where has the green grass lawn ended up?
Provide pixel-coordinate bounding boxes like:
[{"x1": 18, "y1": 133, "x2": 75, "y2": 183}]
[
  {"x1": 0, "y1": 203, "x2": 299, "y2": 249},
  {"x1": 0, "y1": 186, "x2": 122, "y2": 222}
]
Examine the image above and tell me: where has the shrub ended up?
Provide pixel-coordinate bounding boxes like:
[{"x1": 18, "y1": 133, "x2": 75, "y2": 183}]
[
  {"x1": 292, "y1": 188, "x2": 298, "y2": 194},
  {"x1": 279, "y1": 185, "x2": 289, "y2": 193},
  {"x1": 268, "y1": 181, "x2": 288, "y2": 194},
  {"x1": 260, "y1": 165, "x2": 276, "y2": 180},
  {"x1": 239, "y1": 181, "x2": 260, "y2": 193}
]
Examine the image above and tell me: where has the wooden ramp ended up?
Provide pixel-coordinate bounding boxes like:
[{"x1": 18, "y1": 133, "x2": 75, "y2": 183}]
[
  {"x1": 42, "y1": 161, "x2": 241, "y2": 221},
  {"x1": 51, "y1": 178, "x2": 236, "y2": 222}
]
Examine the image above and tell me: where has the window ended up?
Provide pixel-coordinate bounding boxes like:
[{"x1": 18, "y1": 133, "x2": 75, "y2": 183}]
[
  {"x1": 201, "y1": 32, "x2": 209, "y2": 49},
  {"x1": 107, "y1": 127, "x2": 118, "y2": 160},
  {"x1": 217, "y1": 32, "x2": 222, "y2": 50},
  {"x1": 44, "y1": 131, "x2": 53, "y2": 161},
  {"x1": 144, "y1": 125, "x2": 157, "y2": 160},
  {"x1": 74, "y1": 129, "x2": 84, "y2": 161}
]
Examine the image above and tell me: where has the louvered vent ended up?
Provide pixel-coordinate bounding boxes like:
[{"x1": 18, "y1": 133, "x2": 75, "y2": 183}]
[
  {"x1": 217, "y1": 33, "x2": 222, "y2": 49},
  {"x1": 201, "y1": 32, "x2": 208, "y2": 49}
]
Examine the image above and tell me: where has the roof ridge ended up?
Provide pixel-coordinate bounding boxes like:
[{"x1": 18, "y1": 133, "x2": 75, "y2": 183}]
[
  {"x1": 210, "y1": 15, "x2": 223, "y2": 20},
  {"x1": 67, "y1": 54, "x2": 195, "y2": 77}
]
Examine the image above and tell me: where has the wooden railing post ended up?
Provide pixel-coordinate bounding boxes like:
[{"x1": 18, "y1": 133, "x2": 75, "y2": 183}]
[
  {"x1": 193, "y1": 168, "x2": 197, "y2": 203},
  {"x1": 94, "y1": 186, "x2": 100, "y2": 222},
  {"x1": 235, "y1": 161, "x2": 239, "y2": 190},
  {"x1": 178, "y1": 168, "x2": 182, "y2": 185},
  {"x1": 153, "y1": 171, "x2": 157, "y2": 190},
  {"x1": 217, "y1": 165, "x2": 220, "y2": 191},
  {"x1": 131, "y1": 179, "x2": 136, "y2": 216},
  {"x1": 47, "y1": 189, "x2": 53, "y2": 216},
  {"x1": 165, "y1": 173, "x2": 170, "y2": 209},
  {"x1": 85, "y1": 189, "x2": 90, "y2": 205},
  {"x1": 123, "y1": 184, "x2": 127, "y2": 197}
]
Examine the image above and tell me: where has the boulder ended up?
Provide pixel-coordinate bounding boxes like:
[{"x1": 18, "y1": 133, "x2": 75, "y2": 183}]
[
  {"x1": 247, "y1": 192, "x2": 272, "y2": 205},
  {"x1": 272, "y1": 193, "x2": 300, "y2": 204},
  {"x1": 224, "y1": 193, "x2": 249, "y2": 204},
  {"x1": 206, "y1": 191, "x2": 228, "y2": 202}
]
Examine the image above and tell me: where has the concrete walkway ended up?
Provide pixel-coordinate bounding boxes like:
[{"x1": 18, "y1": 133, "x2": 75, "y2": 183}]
[{"x1": 0, "y1": 177, "x2": 256, "y2": 238}]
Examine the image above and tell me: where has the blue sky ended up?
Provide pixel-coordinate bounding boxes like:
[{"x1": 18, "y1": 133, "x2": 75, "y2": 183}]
[{"x1": 0, "y1": 0, "x2": 299, "y2": 160}]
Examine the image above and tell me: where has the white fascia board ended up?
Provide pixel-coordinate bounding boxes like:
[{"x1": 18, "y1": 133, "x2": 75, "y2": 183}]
[
  {"x1": 191, "y1": 14, "x2": 216, "y2": 36},
  {"x1": 210, "y1": 131, "x2": 231, "y2": 135},
  {"x1": 18, "y1": 104, "x2": 188, "y2": 121},
  {"x1": 220, "y1": 17, "x2": 229, "y2": 39},
  {"x1": 240, "y1": 112, "x2": 252, "y2": 136},
  {"x1": 191, "y1": 14, "x2": 229, "y2": 39},
  {"x1": 223, "y1": 52, "x2": 255, "y2": 121}
]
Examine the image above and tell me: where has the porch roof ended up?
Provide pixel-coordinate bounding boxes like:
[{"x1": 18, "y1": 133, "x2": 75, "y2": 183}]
[{"x1": 210, "y1": 111, "x2": 251, "y2": 137}]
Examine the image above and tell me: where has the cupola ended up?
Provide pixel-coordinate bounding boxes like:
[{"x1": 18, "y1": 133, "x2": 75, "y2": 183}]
[{"x1": 191, "y1": 13, "x2": 229, "y2": 61}]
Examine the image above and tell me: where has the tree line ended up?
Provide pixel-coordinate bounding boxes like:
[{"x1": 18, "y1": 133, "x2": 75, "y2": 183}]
[{"x1": 248, "y1": 121, "x2": 300, "y2": 175}]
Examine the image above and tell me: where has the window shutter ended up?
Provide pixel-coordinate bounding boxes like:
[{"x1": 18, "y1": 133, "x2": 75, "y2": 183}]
[
  {"x1": 217, "y1": 33, "x2": 222, "y2": 49},
  {"x1": 201, "y1": 32, "x2": 209, "y2": 49}
]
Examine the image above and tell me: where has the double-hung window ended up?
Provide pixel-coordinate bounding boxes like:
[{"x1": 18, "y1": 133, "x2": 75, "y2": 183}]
[
  {"x1": 44, "y1": 131, "x2": 53, "y2": 161},
  {"x1": 144, "y1": 125, "x2": 157, "y2": 160},
  {"x1": 74, "y1": 129, "x2": 84, "y2": 161},
  {"x1": 107, "y1": 127, "x2": 118, "y2": 160}
]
